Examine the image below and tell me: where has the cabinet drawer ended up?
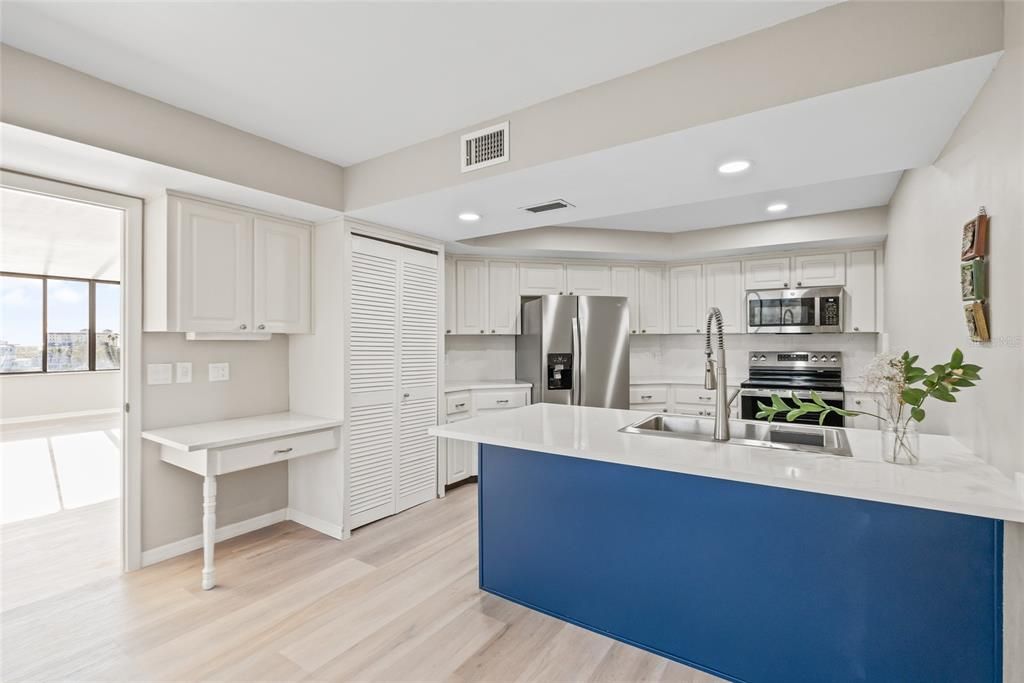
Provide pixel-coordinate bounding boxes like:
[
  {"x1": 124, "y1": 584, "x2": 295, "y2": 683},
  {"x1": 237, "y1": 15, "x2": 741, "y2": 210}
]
[
  {"x1": 473, "y1": 389, "x2": 528, "y2": 411},
  {"x1": 673, "y1": 385, "x2": 715, "y2": 405},
  {"x1": 631, "y1": 403, "x2": 669, "y2": 413},
  {"x1": 209, "y1": 428, "x2": 338, "y2": 475},
  {"x1": 629, "y1": 386, "x2": 668, "y2": 404},
  {"x1": 446, "y1": 392, "x2": 471, "y2": 416},
  {"x1": 675, "y1": 402, "x2": 715, "y2": 418}
]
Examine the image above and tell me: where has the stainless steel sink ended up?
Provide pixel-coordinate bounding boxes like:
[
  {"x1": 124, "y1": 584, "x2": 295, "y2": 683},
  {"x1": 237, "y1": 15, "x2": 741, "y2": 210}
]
[{"x1": 619, "y1": 414, "x2": 852, "y2": 457}]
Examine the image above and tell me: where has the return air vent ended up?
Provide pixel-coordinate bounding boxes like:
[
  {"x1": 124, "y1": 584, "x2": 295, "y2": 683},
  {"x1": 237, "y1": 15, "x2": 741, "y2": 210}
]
[
  {"x1": 522, "y1": 199, "x2": 575, "y2": 214},
  {"x1": 460, "y1": 121, "x2": 509, "y2": 173}
]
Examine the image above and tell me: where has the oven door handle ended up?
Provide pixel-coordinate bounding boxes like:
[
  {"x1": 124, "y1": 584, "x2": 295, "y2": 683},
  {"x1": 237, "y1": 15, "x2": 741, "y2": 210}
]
[{"x1": 740, "y1": 388, "x2": 845, "y2": 401}]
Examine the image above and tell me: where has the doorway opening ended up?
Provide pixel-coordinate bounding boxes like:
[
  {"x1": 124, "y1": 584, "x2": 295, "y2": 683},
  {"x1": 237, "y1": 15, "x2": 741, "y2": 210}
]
[{"x1": 0, "y1": 172, "x2": 142, "y2": 610}]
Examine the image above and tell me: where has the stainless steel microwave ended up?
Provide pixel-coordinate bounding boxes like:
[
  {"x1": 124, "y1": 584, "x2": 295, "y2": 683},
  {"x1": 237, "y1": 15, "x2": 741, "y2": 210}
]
[{"x1": 746, "y1": 287, "x2": 843, "y2": 333}]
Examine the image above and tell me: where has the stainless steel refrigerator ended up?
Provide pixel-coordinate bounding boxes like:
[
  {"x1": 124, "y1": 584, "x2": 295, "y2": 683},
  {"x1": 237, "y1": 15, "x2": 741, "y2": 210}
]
[{"x1": 516, "y1": 295, "x2": 630, "y2": 409}]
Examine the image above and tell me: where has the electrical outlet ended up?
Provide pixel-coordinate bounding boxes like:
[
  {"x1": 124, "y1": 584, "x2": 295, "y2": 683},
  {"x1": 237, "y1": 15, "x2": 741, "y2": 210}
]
[
  {"x1": 147, "y1": 363, "x2": 172, "y2": 385},
  {"x1": 208, "y1": 362, "x2": 230, "y2": 382},
  {"x1": 176, "y1": 362, "x2": 192, "y2": 384}
]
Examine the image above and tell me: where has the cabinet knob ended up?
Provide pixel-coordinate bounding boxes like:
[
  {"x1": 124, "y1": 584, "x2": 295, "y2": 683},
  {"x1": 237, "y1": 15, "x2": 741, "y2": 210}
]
[
  {"x1": 446, "y1": 329, "x2": 451, "y2": 334},
  {"x1": 696, "y1": 328, "x2": 700, "y2": 333},
  {"x1": 783, "y1": 282, "x2": 789, "y2": 288},
  {"x1": 853, "y1": 326, "x2": 860, "y2": 332},
  {"x1": 641, "y1": 329, "x2": 646, "y2": 334},
  {"x1": 480, "y1": 329, "x2": 485, "y2": 334},
  {"x1": 797, "y1": 281, "x2": 802, "y2": 286},
  {"x1": 569, "y1": 291, "x2": 574, "y2": 295},
  {"x1": 490, "y1": 329, "x2": 495, "y2": 334},
  {"x1": 403, "y1": 393, "x2": 410, "y2": 398},
  {"x1": 631, "y1": 330, "x2": 637, "y2": 334},
  {"x1": 559, "y1": 291, "x2": 564, "y2": 295},
  {"x1": 854, "y1": 400, "x2": 862, "y2": 405},
  {"x1": 239, "y1": 324, "x2": 247, "y2": 330},
  {"x1": 258, "y1": 324, "x2": 266, "y2": 330}
]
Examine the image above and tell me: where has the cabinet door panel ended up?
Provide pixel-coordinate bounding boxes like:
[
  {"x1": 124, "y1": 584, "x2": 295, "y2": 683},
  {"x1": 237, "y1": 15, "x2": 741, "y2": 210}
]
[
  {"x1": 793, "y1": 253, "x2": 846, "y2": 287},
  {"x1": 743, "y1": 257, "x2": 790, "y2": 290},
  {"x1": 845, "y1": 250, "x2": 876, "y2": 333},
  {"x1": 519, "y1": 262, "x2": 565, "y2": 296},
  {"x1": 488, "y1": 261, "x2": 519, "y2": 334},
  {"x1": 703, "y1": 261, "x2": 744, "y2": 333},
  {"x1": 456, "y1": 260, "x2": 488, "y2": 334},
  {"x1": 669, "y1": 265, "x2": 703, "y2": 334},
  {"x1": 566, "y1": 264, "x2": 611, "y2": 295},
  {"x1": 176, "y1": 198, "x2": 253, "y2": 332},
  {"x1": 253, "y1": 217, "x2": 310, "y2": 333},
  {"x1": 611, "y1": 266, "x2": 639, "y2": 334},
  {"x1": 636, "y1": 266, "x2": 667, "y2": 334}
]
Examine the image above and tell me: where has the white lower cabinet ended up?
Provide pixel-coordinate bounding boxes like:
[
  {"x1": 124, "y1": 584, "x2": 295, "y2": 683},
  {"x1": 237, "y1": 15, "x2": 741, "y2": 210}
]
[
  {"x1": 629, "y1": 383, "x2": 739, "y2": 417},
  {"x1": 846, "y1": 392, "x2": 882, "y2": 429},
  {"x1": 441, "y1": 385, "x2": 530, "y2": 486}
]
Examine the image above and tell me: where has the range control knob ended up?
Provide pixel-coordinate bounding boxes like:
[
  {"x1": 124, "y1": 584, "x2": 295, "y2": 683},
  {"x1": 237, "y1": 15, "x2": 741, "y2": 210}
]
[
  {"x1": 751, "y1": 354, "x2": 759, "y2": 362},
  {"x1": 759, "y1": 354, "x2": 767, "y2": 361},
  {"x1": 830, "y1": 355, "x2": 838, "y2": 362},
  {"x1": 811, "y1": 355, "x2": 818, "y2": 362}
]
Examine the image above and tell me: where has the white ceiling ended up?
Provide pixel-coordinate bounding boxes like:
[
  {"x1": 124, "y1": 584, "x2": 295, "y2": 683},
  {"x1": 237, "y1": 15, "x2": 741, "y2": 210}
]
[
  {"x1": 0, "y1": 187, "x2": 122, "y2": 280},
  {"x1": 349, "y1": 53, "x2": 999, "y2": 240},
  {"x1": 0, "y1": 1, "x2": 838, "y2": 166}
]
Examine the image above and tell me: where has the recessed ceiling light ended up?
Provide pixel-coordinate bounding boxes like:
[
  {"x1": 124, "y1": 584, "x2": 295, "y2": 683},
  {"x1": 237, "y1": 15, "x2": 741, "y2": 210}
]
[
  {"x1": 717, "y1": 160, "x2": 751, "y2": 175},
  {"x1": 766, "y1": 202, "x2": 788, "y2": 213},
  {"x1": 458, "y1": 212, "x2": 481, "y2": 222}
]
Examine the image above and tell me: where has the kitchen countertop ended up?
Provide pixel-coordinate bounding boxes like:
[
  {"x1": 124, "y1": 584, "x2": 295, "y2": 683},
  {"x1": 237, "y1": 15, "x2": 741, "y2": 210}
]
[
  {"x1": 444, "y1": 379, "x2": 532, "y2": 393},
  {"x1": 142, "y1": 412, "x2": 343, "y2": 452},
  {"x1": 428, "y1": 403, "x2": 1024, "y2": 522}
]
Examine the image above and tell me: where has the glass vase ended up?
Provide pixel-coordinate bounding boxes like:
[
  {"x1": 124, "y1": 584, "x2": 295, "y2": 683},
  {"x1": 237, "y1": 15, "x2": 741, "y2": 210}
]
[{"x1": 881, "y1": 420, "x2": 919, "y2": 465}]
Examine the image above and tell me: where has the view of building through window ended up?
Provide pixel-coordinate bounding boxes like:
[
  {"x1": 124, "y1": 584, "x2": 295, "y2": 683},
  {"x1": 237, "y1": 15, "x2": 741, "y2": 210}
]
[{"x1": 0, "y1": 274, "x2": 120, "y2": 373}]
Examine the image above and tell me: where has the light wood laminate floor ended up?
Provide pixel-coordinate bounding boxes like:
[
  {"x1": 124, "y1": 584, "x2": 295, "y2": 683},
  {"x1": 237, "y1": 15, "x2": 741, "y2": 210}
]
[{"x1": 1, "y1": 483, "x2": 723, "y2": 682}]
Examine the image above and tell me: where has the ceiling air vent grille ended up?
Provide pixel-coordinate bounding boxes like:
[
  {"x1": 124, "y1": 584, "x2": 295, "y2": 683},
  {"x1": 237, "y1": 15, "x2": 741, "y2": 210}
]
[
  {"x1": 522, "y1": 199, "x2": 575, "y2": 214},
  {"x1": 461, "y1": 121, "x2": 509, "y2": 173}
]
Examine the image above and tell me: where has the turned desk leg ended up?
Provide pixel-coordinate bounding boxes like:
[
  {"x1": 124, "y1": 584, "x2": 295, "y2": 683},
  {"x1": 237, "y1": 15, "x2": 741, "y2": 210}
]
[{"x1": 202, "y1": 474, "x2": 217, "y2": 590}]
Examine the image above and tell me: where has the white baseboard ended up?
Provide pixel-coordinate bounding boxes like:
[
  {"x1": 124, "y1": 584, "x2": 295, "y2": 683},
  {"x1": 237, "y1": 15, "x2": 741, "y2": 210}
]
[
  {"x1": 141, "y1": 508, "x2": 288, "y2": 567},
  {"x1": 0, "y1": 408, "x2": 119, "y2": 426},
  {"x1": 287, "y1": 507, "x2": 344, "y2": 539}
]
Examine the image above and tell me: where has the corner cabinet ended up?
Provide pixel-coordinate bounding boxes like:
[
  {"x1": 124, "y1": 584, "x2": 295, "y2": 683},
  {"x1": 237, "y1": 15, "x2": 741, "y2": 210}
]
[{"x1": 144, "y1": 193, "x2": 312, "y2": 335}]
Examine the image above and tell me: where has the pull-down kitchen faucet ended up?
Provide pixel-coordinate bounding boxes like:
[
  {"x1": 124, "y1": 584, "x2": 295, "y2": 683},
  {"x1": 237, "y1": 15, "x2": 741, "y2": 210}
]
[{"x1": 703, "y1": 307, "x2": 738, "y2": 442}]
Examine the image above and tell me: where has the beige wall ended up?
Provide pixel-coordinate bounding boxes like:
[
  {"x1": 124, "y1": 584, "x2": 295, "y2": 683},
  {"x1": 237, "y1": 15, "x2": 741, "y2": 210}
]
[
  {"x1": 0, "y1": 370, "x2": 120, "y2": 422},
  {"x1": 0, "y1": 44, "x2": 345, "y2": 211},
  {"x1": 141, "y1": 333, "x2": 290, "y2": 551},
  {"x1": 344, "y1": 1, "x2": 1004, "y2": 211},
  {"x1": 884, "y1": 3, "x2": 1022, "y2": 679}
]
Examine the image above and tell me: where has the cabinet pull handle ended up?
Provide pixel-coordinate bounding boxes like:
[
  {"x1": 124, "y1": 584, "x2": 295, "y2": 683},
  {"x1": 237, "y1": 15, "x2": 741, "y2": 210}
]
[
  {"x1": 496, "y1": 399, "x2": 509, "y2": 404},
  {"x1": 641, "y1": 394, "x2": 653, "y2": 400},
  {"x1": 258, "y1": 324, "x2": 266, "y2": 330},
  {"x1": 273, "y1": 447, "x2": 293, "y2": 455},
  {"x1": 239, "y1": 324, "x2": 247, "y2": 330},
  {"x1": 454, "y1": 402, "x2": 466, "y2": 408}
]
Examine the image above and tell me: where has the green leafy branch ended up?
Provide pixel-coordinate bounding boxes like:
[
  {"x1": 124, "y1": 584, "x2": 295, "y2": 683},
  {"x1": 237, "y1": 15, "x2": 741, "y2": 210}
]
[{"x1": 756, "y1": 349, "x2": 982, "y2": 426}]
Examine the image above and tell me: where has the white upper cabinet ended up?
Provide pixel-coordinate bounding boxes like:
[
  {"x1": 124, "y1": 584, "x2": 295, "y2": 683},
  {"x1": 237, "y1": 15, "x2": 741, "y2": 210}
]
[
  {"x1": 565, "y1": 264, "x2": 611, "y2": 295},
  {"x1": 669, "y1": 265, "x2": 704, "y2": 334},
  {"x1": 456, "y1": 259, "x2": 488, "y2": 334},
  {"x1": 637, "y1": 266, "x2": 668, "y2": 334},
  {"x1": 176, "y1": 198, "x2": 253, "y2": 333},
  {"x1": 253, "y1": 217, "x2": 311, "y2": 334},
  {"x1": 743, "y1": 257, "x2": 790, "y2": 290},
  {"x1": 487, "y1": 261, "x2": 520, "y2": 334},
  {"x1": 610, "y1": 265, "x2": 639, "y2": 334},
  {"x1": 792, "y1": 253, "x2": 846, "y2": 287},
  {"x1": 444, "y1": 258, "x2": 456, "y2": 335},
  {"x1": 144, "y1": 194, "x2": 312, "y2": 335},
  {"x1": 845, "y1": 250, "x2": 877, "y2": 333},
  {"x1": 519, "y1": 262, "x2": 565, "y2": 296},
  {"x1": 703, "y1": 261, "x2": 744, "y2": 333}
]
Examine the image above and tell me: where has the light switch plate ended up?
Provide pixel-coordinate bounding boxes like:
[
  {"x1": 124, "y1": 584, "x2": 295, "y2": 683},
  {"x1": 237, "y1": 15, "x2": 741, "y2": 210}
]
[
  {"x1": 208, "y1": 362, "x2": 230, "y2": 382},
  {"x1": 147, "y1": 363, "x2": 172, "y2": 385},
  {"x1": 176, "y1": 362, "x2": 192, "y2": 384}
]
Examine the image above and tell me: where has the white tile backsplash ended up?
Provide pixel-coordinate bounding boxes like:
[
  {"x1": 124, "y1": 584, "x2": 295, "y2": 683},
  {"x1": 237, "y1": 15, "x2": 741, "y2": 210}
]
[{"x1": 445, "y1": 335, "x2": 517, "y2": 382}]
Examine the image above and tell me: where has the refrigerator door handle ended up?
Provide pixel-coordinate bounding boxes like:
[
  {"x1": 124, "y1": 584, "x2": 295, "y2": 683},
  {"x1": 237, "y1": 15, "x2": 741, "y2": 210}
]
[{"x1": 571, "y1": 316, "x2": 581, "y2": 406}]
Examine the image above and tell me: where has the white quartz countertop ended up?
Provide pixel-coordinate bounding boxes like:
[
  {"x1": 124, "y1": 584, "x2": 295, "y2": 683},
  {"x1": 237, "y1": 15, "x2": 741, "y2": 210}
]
[
  {"x1": 445, "y1": 379, "x2": 532, "y2": 393},
  {"x1": 428, "y1": 403, "x2": 1024, "y2": 522},
  {"x1": 142, "y1": 412, "x2": 343, "y2": 452}
]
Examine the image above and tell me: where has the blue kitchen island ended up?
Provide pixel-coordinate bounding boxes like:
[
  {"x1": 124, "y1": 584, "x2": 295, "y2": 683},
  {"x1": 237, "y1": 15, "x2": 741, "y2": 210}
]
[{"x1": 430, "y1": 404, "x2": 1023, "y2": 683}]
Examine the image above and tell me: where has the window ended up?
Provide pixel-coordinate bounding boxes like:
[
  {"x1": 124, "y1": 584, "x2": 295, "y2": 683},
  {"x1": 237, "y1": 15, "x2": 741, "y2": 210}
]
[
  {"x1": 0, "y1": 273, "x2": 120, "y2": 373},
  {"x1": 0, "y1": 275, "x2": 44, "y2": 372}
]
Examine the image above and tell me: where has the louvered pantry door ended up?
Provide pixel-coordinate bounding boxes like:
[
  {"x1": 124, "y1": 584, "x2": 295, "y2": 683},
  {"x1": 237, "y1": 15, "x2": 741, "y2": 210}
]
[
  {"x1": 397, "y1": 250, "x2": 439, "y2": 513},
  {"x1": 348, "y1": 236, "x2": 400, "y2": 528}
]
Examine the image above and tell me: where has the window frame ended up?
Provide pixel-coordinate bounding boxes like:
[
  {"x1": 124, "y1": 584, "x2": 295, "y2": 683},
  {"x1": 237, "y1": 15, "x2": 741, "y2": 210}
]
[{"x1": 0, "y1": 270, "x2": 121, "y2": 374}]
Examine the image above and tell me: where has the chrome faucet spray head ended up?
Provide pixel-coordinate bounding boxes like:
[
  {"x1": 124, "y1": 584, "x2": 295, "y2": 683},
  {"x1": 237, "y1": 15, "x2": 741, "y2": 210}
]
[{"x1": 704, "y1": 354, "x2": 717, "y2": 390}]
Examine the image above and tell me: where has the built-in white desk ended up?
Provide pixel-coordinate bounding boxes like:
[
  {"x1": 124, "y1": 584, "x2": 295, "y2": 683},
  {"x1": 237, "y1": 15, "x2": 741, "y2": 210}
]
[{"x1": 143, "y1": 412, "x2": 343, "y2": 589}]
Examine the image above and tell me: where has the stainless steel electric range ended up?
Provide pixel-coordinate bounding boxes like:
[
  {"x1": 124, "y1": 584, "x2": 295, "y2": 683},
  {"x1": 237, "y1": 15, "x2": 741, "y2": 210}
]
[{"x1": 739, "y1": 351, "x2": 846, "y2": 427}]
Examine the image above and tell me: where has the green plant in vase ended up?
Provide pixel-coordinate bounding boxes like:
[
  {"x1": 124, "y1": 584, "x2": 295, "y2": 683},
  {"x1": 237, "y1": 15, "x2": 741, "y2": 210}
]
[{"x1": 755, "y1": 349, "x2": 982, "y2": 464}]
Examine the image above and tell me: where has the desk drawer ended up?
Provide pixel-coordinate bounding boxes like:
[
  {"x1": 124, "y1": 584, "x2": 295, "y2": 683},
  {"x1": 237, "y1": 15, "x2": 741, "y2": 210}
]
[
  {"x1": 446, "y1": 392, "x2": 471, "y2": 416},
  {"x1": 629, "y1": 386, "x2": 668, "y2": 404},
  {"x1": 210, "y1": 428, "x2": 338, "y2": 475},
  {"x1": 474, "y1": 389, "x2": 528, "y2": 411}
]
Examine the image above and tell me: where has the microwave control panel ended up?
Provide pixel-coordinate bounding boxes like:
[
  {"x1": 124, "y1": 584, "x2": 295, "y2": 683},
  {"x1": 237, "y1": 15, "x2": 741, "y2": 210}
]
[
  {"x1": 547, "y1": 353, "x2": 573, "y2": 390},
  {"x1": 819, "y1": 296, "x2": 841, "y2": 326}
]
